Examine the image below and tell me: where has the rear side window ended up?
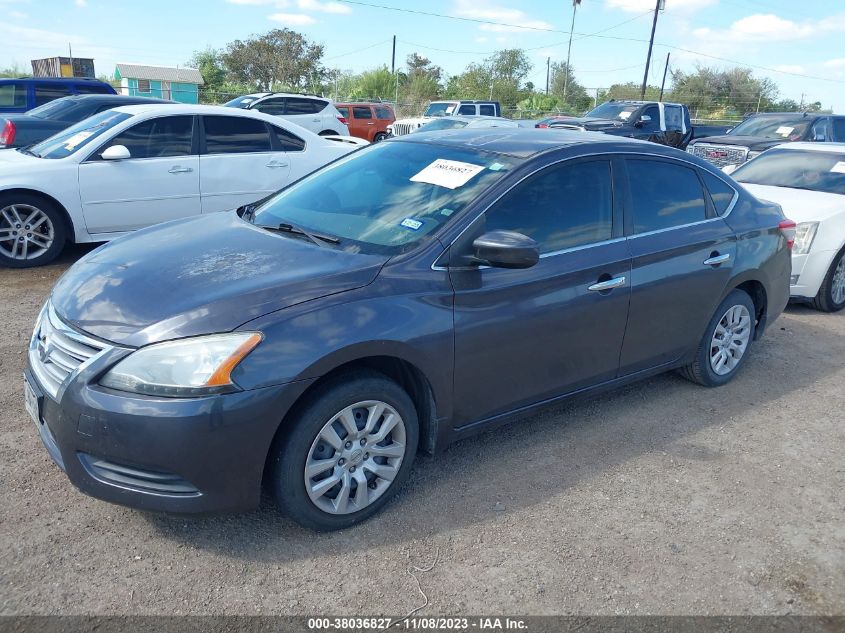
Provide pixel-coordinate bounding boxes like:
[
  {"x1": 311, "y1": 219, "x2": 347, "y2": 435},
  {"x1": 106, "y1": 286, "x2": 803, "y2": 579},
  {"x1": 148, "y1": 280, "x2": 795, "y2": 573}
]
[
  {"x1": 484, "y1": 160, "x2": 613, "y2": 254},
  {"x1": 664, "y1": 105, "x2": 683, "y2": 131},
  {"x1": 271, "y1": 125, "x2": 306, "y2": 152},
  {"x1": 285, "y1": 98, "x2": 324, "y2": 114},
  {"x1": 102, "y1": 115, "x2": 193, "y2": 159},
  {"x1": 458, "y1": 104, "x2": 475, "y2": 115},
  {"x1": 75, "y1": 83, "x2": 112, "y2": 95},
  {"x1": 0, "y1": 82, "x2": 27, "y2": 108},
  {"x1": 626, "y1": 160, "x2": 707, "y2": 233},
  {"x1": 833, "y1": 118, "x2": 845, "y2": 142},
  {"x1": 479, "y1": 104, "x2": 496, "y2": 116},
  {"x1": 251, "y1": 97, "x2": 285, "y2": 116},
  {"x1": 374, "y1": 106, "x2": 393, "y2": 120},
  {"x1": 352, "y1": 106, "x2": 372, "y2": 119},
  {"x1": 204, "y1": 116, "x2": 271, "y2": 154},
  {"x1": 701, "y1": 171, "x2": 736, "y2": 215},
  {"x1": 35, "y1": 83, "x2": 72, "y2": 106},
  {"x1": 336, "y1": 105, "x2": 350, "y2": 118}
]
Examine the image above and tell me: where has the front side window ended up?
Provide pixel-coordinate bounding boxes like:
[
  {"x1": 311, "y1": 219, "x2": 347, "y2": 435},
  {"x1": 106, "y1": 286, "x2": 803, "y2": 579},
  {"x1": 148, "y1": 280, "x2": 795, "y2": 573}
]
[
  {"x1": 203, "y1": 116, "x2": 272, "y2": 154},
  {"x1": 352, "y1": 106, "x2": 372, "y2": 119},
  {"x1": 35, "y1": 84, "x2": 71, "y2": 107},
  {"x1": 458, "y1": 104, "x2": 475, "y2": 115},
  {"x1": 732, "y1": 149, "x2": 845, "y2": 196},
  {"x1": 664, "y1": 105, "x2": 683, "y2": 131},
  {"x1": 484, "y1": 160, "x2": 613, "y2": 254},
  {"x1": 251, "y1": 140, "x2": 517, "y2": 255},
  {"x1": 0, "y1": 82, "x2": 26, "y2": 108},
  {"x1": 100, "y1": 115, "x2": 193, "y2": 159},
  {"x1": 810, "y1": 118, "x2": 830, "y2": 141},
  {"x1": 29, "y1": 110, "x2": 132, "y2": 159},
  {"x1": 833, "y1": 118, "x2": 845, "y2": 142},
  {"x1": 639, "y1": 105, "x2": 660, "y2": 131},
  {"x1": 626, "y1": 159, "x2": 707, "y2": 233},
  {"x1": 251, "y1": 98, "x2": 286, "y2": 116}
]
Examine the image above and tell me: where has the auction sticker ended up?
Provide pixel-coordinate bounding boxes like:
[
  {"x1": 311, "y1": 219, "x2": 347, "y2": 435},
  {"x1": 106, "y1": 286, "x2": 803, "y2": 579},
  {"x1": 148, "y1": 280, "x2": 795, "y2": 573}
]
[
  {"x1": 411, "y1": 159, "x2": 485, "y2": 189},
  {"x1": 775, "y1": 126, "x2": 794, "y2": 136}
]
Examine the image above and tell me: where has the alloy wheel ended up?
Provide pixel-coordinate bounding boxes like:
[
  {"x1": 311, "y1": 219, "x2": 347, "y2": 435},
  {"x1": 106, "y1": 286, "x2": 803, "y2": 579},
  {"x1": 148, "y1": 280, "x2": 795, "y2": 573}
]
[
  {"x1": 832, "y1": 253, "x2": 845, "y2": 306},
  {"x1": 0, "y1": 204, "x2": 54, "y2": 261},
  {"x1": 710, "y1": 304, "x2": 752, "y2": 376},
  {"x1": 304, "y1": 400, "x2": 407, "y2": 515}
]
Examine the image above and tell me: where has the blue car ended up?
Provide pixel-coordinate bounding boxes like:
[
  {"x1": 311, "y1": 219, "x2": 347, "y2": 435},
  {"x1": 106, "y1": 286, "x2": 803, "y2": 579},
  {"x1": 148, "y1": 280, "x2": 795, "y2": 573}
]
[{"x1": 0, "y1": 77, "x2": 116, "y2": 114}]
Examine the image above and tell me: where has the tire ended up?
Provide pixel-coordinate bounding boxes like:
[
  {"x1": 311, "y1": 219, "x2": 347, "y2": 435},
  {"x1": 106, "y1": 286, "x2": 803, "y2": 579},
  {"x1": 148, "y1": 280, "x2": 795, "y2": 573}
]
[
  {"x1": 0, "y1": 192, "x2": 67, "y2": 268},
  {"x1": 679, "y1": 289, "x2": 757, "y2": 387},
  {"x1": 373, "y1": 132, "x2": 388, "y2": 143},
  {"x1": 270, "y1": 371, "x2": 419, "y2": 531},
  {"x1": 811, "y1": 247, "x2": 845, "y2": 313},
  {"x1": 318, "y1": 130, "x2": 337, "y2": 137}
]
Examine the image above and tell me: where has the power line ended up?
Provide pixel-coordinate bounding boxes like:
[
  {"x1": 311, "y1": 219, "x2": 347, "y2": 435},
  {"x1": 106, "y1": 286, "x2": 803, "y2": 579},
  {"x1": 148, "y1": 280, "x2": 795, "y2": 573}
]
[{"x1": 325, "y1": 38, "x2": 392, "y2": 61}]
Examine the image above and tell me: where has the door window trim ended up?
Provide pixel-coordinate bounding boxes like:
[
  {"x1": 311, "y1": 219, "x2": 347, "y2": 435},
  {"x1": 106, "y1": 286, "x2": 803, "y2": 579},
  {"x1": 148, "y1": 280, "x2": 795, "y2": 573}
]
[
  {"x1": 198, "y1": 114, "x2": 276, "y2": 156},
  {"x1": 83, "y1": 114, "x2": 199, "y2": 163}
]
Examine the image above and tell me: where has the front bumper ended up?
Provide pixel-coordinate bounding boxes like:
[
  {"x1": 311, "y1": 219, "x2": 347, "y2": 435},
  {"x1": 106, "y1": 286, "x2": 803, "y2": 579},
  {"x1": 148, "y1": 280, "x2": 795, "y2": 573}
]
[
  {"x1": 789, "y1": 250, "x2": 835, "y2": 300},
  {"x1": 25, "y1": 363, "x2": 314, "y2": 514}
]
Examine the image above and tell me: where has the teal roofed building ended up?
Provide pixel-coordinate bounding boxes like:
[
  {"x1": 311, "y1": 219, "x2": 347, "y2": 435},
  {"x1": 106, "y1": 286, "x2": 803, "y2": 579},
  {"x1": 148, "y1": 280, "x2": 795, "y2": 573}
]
[{"x1": 114, "y1": 63, "x2": 204, "y2": 103}]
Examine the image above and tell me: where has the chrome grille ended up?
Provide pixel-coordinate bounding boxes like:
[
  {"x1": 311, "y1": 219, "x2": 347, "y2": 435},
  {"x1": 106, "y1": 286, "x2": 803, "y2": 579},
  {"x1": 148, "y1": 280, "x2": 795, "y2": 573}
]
[
  {"x1": 29, "y1": 303, "x2": 109, "y2": 399},
  {"x1": 391, "y1": 122, "x2": 415, "y2": 136},
  {"x1": 689, "y1": 143, "x2": 749, "y2": 168}
]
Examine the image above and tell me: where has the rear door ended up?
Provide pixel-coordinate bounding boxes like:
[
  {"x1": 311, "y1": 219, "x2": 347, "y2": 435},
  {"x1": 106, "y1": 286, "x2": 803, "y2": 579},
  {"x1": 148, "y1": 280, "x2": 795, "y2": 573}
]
[
  {"x1": 79, "y1": 115, "x2": 199, "y2": 233},
  {"x1": 450, "y1": 158, "x2": 630, "y2": 426},
  {"x1": 198, "y1": 114, "x2": 291, "y2": 213},
  {"x1": 617, "y1": 156, "x2": 737, "y2": 375},
  {"x1": 351, "y1": 105, "x2": 375, "y2": 140}
]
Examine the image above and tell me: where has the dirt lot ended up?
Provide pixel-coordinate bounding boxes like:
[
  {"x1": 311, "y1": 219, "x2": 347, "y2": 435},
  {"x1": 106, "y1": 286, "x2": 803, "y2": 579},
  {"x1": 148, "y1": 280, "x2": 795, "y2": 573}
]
[{"x1": 0, "y1": 244, "x2": 843, "y2": 616}]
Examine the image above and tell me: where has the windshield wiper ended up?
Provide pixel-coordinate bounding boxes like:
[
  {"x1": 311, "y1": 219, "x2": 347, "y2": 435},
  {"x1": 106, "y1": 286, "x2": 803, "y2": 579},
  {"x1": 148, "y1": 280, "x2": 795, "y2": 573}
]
[
  {"x1": 257, "y1": 222, "x2": 341, "y2": 247},
  {"x1": 17, "y1": 146, "x2": 40, "y2": 158}
]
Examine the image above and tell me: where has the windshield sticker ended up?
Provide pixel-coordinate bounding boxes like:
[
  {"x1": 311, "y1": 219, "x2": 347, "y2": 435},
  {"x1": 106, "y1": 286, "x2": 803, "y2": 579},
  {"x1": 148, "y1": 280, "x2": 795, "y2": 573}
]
[
  {"x1": 63, "y1": 131, "x2": 94, "y2": 150},
  {"x1": 440, "y1": 208, "x2": 455, "y2": 217},
  {"x1": 775, "y1": 126, "x2": 794, "y2": 136},
  {"x1": 488, "y1": 162, "x2": 506, "y2": 171},
  {"x1": 411, "y1": 159, "x2": 485, "y2": 189},
  {"x1": 830, "y1": 161, "x2": 845, "y2": 174},
  {"x1": 618, "y1": 111, "x2": 633, "y2": 121},
  {"x1": 400, "y1": 218, "x2": 423, "y2": 230}
]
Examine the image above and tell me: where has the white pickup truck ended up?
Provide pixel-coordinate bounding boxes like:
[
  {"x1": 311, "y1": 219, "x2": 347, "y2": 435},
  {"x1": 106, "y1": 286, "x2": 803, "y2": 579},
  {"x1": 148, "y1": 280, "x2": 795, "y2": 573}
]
[{"x1": 388, "y1": 100, "x2": 502, "y2": 136}]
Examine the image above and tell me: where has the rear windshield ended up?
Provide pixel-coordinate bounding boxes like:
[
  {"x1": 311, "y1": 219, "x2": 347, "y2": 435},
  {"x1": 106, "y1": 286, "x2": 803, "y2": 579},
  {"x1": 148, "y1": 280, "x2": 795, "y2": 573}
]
[
  {"x1": 27, "y1": 110, "x2": 131, "y2": 159},
  {"x1": 26, "y1": 97, "x2": 85, "y2": 120},
  {"x1": 729, "y1": 115, "x2": 811, "y2": 140},
  {"x1": 733, "y1": 149, "x2": 845, "y2": 196}
]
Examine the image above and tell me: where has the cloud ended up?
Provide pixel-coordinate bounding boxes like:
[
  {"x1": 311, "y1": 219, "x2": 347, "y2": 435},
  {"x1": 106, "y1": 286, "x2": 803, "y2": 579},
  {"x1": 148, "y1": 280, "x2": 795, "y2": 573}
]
[
  {"x1": 824, "y1": 58, "x2": 845, "y2": 68},
  {"x1": 605, "y1": 0, "x2": 716, "y2": 13},
  {"x1": 74, "y1": 0, "x2": 87, "y2": 6},
  {"x1": 296, "y1": 0, "x2": 350, "y2": 13},
  {"x1": 693, "y1": 12, "x2": 845, "y2": 44},
  {"x1": 10, "y1": 9, "x2": 26, "y2": 18},
  {"x1": 454, "y1": 0, "x2": 554, "y2": 33},
  {"x1": 267, "y1": 12, "x2": 317, "y2": 25}
]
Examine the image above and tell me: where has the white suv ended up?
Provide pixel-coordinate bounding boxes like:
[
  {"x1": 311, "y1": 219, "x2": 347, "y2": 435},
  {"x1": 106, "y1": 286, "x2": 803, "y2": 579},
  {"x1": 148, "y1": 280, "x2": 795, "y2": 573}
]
[{"x1": 225, "y1": 93, "x2": 350, "y2": 136}]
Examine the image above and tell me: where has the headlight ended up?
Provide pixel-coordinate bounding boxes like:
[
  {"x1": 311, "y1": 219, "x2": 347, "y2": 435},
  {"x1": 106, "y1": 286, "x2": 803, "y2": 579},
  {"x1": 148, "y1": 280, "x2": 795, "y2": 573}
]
[
  {"x1": 792, "y1": 222, "x2": 819, "y2": 255},
  {"x1": 100, "y1": 332, "x2": 261, "y2": 397}
]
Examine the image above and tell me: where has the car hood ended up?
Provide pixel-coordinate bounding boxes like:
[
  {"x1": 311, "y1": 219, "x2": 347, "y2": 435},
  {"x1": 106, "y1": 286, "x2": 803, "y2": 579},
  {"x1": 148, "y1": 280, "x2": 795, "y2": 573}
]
[
  {"x1": 740, "y1": 184, "x2": 845, "y2": 223},
  {"x1": 691, "y1": 135, "x2": 789, "y2": 152},
  {"x1": 0, "y1": 147, "x2": 40, "y2": 165},
  {"x1": 51, "y1": 212, "x2": 387, "y2": 348}
]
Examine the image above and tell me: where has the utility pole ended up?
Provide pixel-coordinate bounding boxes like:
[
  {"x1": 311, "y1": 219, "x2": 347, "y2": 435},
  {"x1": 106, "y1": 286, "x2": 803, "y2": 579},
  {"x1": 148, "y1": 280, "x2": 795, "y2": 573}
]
[
  {"x1": 563, "y1": 0, "x2": 581, "y2": 101},
  {"x1": 756, "y1": 92, "x2": 762, "y2": 113},
  {"x1": 659, "y1": 52, "x2": 670, "y2": 101},
  {"x1": 640, "y1": 0, "x2": 663, "y2": 100},
  {"x1": 546, "y1": 57, "x2": 550, "y2": 96},
  {"x1": 68, "y1": 43, "x2": 74, "y2": 77},
  {"x1": 391, "y1": 35, "x2": 396, "y2": 74},
  {"x1": 392, "y1": 35, "x2": 398, "y2": 105},
  {"x1": 799, "y1": 93, "x2": 805, "y2": 110}
]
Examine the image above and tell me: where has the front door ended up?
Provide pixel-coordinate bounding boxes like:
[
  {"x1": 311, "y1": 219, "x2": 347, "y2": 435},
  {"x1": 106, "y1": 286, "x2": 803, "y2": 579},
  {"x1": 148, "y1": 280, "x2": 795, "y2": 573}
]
[
  {"x1": 450, "y1": 159, "x2": 631, "y2": 427},
  {"x1": 78, "y1": 114, "x2": 200, "y2": 234},
  {"x1": 618, "y1": 156, "x2": 737, "y2": 375}
]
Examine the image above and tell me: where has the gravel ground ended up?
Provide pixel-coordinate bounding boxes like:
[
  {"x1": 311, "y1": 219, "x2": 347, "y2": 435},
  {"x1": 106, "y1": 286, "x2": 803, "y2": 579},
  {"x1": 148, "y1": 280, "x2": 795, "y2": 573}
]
[{"x1": 0, "y1": 244, "x2": 843, "y2": 616}]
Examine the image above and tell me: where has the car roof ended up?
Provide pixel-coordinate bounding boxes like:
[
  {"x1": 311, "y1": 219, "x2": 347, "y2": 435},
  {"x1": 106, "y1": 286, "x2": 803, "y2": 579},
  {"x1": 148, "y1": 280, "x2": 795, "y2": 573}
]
[
  {"x1": 0, "y1": 77, "x2": 108, "y2": 84},
  {"x1": 394, "y1": 127, "x2": 652, "y2": 158},
  {"x1": 766, "y1": 142, "x2": 845, "y2": 153},
  {"x1": 111, "y1": 103, "x2": 268, "y2": 116},
  {"x1": 60, "y1": 94, "x2": 174, "y2": 104}
]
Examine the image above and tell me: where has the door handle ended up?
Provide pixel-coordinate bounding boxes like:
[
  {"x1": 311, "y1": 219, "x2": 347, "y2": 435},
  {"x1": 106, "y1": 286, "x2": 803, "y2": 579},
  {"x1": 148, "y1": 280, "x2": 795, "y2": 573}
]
[
  {"x1": 588, "y1": 276, "x2": 626, "y2": 292},
  {"x1": 168, "y1": 166, "x2": 193, "y2": 174},
  {"x1": 312, "y1": 118, "x2": 320, "y2": 122},
  {"x1": 266, "y1": 161, "x2": 289, "y2": 168},
  {"x1": 703, "y1": 253, "x2": 731, "y2": 266},
  {"x1": 367, "y1": 122, "x2": 374, "y2": 125}
]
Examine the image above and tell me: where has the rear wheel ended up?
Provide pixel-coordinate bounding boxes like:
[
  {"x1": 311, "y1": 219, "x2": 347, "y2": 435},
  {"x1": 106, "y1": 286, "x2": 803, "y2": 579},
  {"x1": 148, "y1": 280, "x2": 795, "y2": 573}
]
[
  {"x1": 270, "y1": 371, "x2": 419, "y2": 531},
  {"x1": 811, "y1": 248, "x2": 845, "y2": 313},
  {"x1": 680, "y1": 289, "x2": 756, "y2": 387},
  {"x1": 0, "y1": 193, "x2": 67, "y2": 268}
]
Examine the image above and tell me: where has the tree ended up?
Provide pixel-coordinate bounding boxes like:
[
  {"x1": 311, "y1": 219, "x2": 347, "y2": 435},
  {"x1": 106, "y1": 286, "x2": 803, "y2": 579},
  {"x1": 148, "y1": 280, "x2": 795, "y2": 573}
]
[
  {"x1": 189, "y1": 48, "x2": 226, "y2": 98},
  {"x1": 669, "y1": 65, "x2": 779, "y2": 119},
  {"x1": 401, "y1": 53, "x2": 443, "y2": 110},
  {"x1": 445, "y1": 49, "x2": 533, "y2": 109},
  {"x1": 548, "y1": 62, "x2": 592, "y2": 113},
  {"x1": 222, "y1": 28, "x2": 325, "y2": 92},
  {"x1": 349, "y1": 66, "x2": 394, "y2": 100}
]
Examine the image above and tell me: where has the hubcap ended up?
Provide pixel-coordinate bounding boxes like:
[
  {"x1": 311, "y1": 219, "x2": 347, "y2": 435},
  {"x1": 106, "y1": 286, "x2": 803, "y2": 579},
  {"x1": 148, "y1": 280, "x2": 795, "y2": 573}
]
[
  {"x1": 0, "y1": 204, "x2": 54, "y2": 261},
  {"x1": 304, "y1": 400, "x2": 406, "y2": 515},
  {"x1": 831, "y1": 253, "x2": 845, "y2": 306},
  {"x1": 710, "y1": 304, "x2": 752, "y2": 376}
]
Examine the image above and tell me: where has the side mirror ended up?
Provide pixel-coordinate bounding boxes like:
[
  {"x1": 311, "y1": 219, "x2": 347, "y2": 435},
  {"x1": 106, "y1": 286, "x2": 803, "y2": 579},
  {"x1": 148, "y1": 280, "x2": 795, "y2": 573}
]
[
  {"x1": 721, "y1": 164, "x2": 738, "y2": 175},
  {"x1": 472, "y1": 230, "x2": 539, "y2": 269},
  {"x1": 635, "y1": 114, "x2": 652, "y2": 128},
  {"x1": 101, "y1": 145, "x2": 131, "y2": 161},
  {"x1": 813, "y1": 134, "x2": 826, "y2": 142}
]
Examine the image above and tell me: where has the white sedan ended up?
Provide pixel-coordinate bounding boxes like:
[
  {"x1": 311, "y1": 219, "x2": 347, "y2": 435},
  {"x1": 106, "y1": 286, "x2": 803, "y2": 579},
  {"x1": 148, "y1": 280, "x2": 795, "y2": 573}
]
[
  {"x1": 731, "y1": 142, "x2": 845, "y2": 312},
  {"x1": 0, "y1": 104, "x2": 355, "y2": 267}
]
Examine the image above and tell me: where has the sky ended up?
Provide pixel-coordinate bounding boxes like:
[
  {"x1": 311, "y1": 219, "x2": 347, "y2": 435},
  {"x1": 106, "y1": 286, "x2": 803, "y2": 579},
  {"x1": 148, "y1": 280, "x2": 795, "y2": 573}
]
[{"x1": 2, "y1": 0, "x2": 845, "y2": 111}]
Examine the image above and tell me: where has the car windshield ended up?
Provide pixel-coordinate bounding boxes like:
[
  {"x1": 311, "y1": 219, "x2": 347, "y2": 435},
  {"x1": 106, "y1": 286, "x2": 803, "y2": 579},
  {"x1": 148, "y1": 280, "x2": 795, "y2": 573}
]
[
  {"x1": 26, "y1": 97, "x2": 83, "y2": 120},
  {"x1": 251, "y1": 140, "x2": 517, "y2": 255},
  {"x1": 423, "y1": 103, "x2": 455, "y2": 117},
  {"x1": 733, "y1": 149, "x2": 845, "y2": 195},
  {"x1": 417, "y1": 118, "x2": 469, "y2": 132},
  {"x1": 729, "y1": 115, "x2": 811, "y2": 139},
  {"x1": 585, "y1": 102, "x2": 639, "y2": 121},
  {"x1": 27, "y1": 110, "x2": 131, "y2": 159},
  {"x1": 224, "y1": 95, "x2": 261, "y2": 109}
]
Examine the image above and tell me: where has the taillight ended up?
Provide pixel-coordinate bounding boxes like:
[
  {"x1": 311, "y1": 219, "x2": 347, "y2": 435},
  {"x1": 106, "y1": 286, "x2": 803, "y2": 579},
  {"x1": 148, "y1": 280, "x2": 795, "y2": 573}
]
[
  {"x1": 537, "y1": 123, "x2": 548, "y2": 128},
  {"x1": 0, "y1": 120, "x2": 15, "y2": 147},
  {"x1": 778, "y1": 219, "x2": 797, "y2": 250},
  {"x1": 337, "y1": 116, "x2": 348, "y2": 125}
]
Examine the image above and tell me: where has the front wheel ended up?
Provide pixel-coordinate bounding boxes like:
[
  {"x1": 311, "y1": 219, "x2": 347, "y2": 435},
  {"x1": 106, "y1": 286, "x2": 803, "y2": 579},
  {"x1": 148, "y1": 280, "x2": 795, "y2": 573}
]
[
  {"x1": 680, "y1": 289, "x2": 757, "y2": 387},
  {"x1": 811, "y1": 248, "x2": 845, "y2": 312},
  {"x1": 373, "y1": 132, "x2": 388, "y2": 143},
  {"x1": 0, "y1": 193, "x2": 67, "y2": 268},
  {"x1": 270, "y1": 372, "x2": 419, "y2": 531}
]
